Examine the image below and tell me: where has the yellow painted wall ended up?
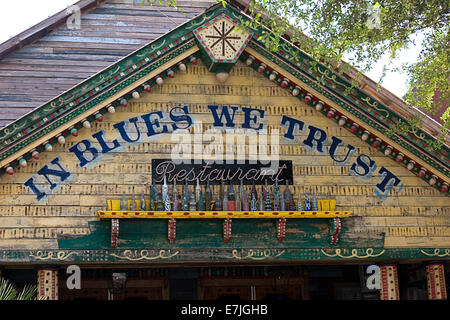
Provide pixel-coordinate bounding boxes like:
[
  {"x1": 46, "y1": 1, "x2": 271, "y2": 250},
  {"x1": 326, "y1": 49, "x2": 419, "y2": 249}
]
[{"x1": 0, "y1": 60, "x2": 449, "y2": 249}]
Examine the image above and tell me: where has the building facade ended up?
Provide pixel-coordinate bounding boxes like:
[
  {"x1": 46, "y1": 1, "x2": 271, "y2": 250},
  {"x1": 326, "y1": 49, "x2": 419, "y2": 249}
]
[{"x1": 0, "y1": 0, "x2": 448, "y2": 300}]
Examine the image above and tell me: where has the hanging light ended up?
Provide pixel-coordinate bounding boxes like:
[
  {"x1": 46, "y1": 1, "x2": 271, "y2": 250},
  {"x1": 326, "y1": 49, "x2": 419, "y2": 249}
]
[
  {"x1": 95, "y1": 112, "x2": 103, "y2": 122},
  {"x1": 31, "y1": 150, "x2": 40, "y2": 160},
  {"x1": 189, "y1": 55, "x2": 197, "y2": 65},
  {"x1": 107, "y1": 105, "x2": 116, "y2": 114},
  {"x1": 429, "y1": 175, "x2": 437, "y2": 186},
  {"x1": 349, "y1": 123, "x2": 358, "y2": 134},
  {"x1": 57, "y1": 135, "x2": 66, "y2": 145},
  {"x1": 418, "y1": 167, "x2": 426, "y2": 178},
  {"x1": 315, "y1": 101, "x2": 324, "y2": 111},
  {"x1": 257, "y1": 63, "x2": 266, "y2": 73},
  {"x1": 70, "y1": 127, "x2": 78, "y2": 137},
  {"x1": 372, "y1": 138, "x2": 381, "y2": 148},
  {"x1": 280, "y1": 78, "x2": 289, "y2": 88},
  {"x1": 406, "y1": 160, "x2": 415, "y2": 171},
  {"x1": 132, "y1": 91, "x2": 140, "y2": 99},
  {"x1": 155, "y1": 76, "x2": 164, "y2": 85},
  {"x1": 441, "y1": 182, "x2": 449, "y2": 193},
  {"x1": 338, "y1": 116, "x2": 347, "y2": 126},
  {"x1": 269, "y1": 71, "x2": 278, "y2": 81},
  {"x1": 82, "y1": 119, "x2": 91, "y2": 129},
  {"x1": 5, "y1": 166, "x2": 14, "y2": 175},
  {"x1": 18, "y1": 157, "x2": 27, "y2": 167},
  {"x1": 216, "y1": 72, "x2": 229, "y2": 83},
  {"x1": 44, "y1": 142, "x2": 53, "y2": 152},
  {"x1": 327, "y1": 108, "x2": 336, "y2": 119},
  {"x1": 292, "y1": 86, "x2": 300, "y2": 96},
  {"x1": 166, "y1": 69, "x2": 175, "y2": 78},
  {"x1": 246, "y1": 55, "x2": 254, "y2": 66},
  {"x1": 178, "y1": 62, "x2": 187, "y2": 72},
  {"x1": 120, "y1": 98, "x2": 127, "y2": 107},
  {"x1": 304, "y1": 94, "x2": 312, "y2": 104},
  {"x1": 143, "y1": 83, "x2": 151, "y2": 92},
  {"x1": 384, "y1": 145, "x2": 392, "y2": 156},
  {"x1": 361, "y1": 130, "x2": 370, "y2": 141},
  {"x1": 395, "y1": 152, "x2": 404, "y2": 163}
]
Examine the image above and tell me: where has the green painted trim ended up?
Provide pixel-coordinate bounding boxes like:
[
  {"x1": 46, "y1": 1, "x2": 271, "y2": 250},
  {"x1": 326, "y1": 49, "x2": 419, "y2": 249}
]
[
  {"x1": 0, "y1": 248, "x2": 448, "y2": 264},
  {"x1": 0, "y1": 40, "x2": 197, "y2": 165}
]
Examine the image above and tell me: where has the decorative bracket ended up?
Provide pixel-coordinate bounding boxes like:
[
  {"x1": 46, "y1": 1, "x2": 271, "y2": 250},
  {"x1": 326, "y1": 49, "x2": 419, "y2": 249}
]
[
  {"x1": 330, "y1": 217, "x2": 342, "y2": 245},
  {"x1": 223, "y1": 218, "x2": 232, "y2": 243},
  {"x1": 193, "y1": 13, "x2": 252, "y2": 74},
  {"x1": 111, "y1": 218, "x2": 119, "y2": 248},
  {"x1": 168, "y1": 218, "x2": 176, "y2": 243},
  {"x1": 277, "y1": 217, "x2": 286, "y2": 242}
]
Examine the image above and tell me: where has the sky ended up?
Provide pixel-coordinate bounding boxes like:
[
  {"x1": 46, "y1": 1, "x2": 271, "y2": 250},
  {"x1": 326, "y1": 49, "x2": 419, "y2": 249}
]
[{"x1": 0, "y1": 0, "x2": 423, "y2": 100}]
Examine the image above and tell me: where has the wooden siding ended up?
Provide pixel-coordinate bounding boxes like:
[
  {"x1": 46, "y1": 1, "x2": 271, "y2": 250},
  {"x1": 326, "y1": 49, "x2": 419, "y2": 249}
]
[
  {"x1": 0, "y1": 60, "x2": 449, "y2": 251},
  {"x1": 0, "y1": 0, "x2": 215, "y2": 126}
]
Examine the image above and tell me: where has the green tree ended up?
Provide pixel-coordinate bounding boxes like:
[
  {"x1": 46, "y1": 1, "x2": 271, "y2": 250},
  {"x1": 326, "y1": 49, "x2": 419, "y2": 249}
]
[
  {"x1": 0, "y1": 276, "x2": 37, "y2": 300},
  {"x1": 145, "y1": 0, "x2": 449, "y2": 146}
]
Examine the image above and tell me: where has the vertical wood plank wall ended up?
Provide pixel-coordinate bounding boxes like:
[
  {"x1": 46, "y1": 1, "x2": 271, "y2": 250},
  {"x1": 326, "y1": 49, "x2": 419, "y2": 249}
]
[{"x1": 0, "y1": 61, "x2": 449, "y2": 250}]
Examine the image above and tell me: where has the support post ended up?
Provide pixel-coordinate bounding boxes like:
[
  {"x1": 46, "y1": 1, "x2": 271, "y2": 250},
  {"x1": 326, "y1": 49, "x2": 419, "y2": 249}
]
[
  {"x1": 426, "y1": 262, "x2": 447, "y2": 300},
  {"x1": 37, "y1": 268, "x2": 59, "y2": 300},
  {"x1": 379, "y1": 264, "x2": 399, "y2": 300}
]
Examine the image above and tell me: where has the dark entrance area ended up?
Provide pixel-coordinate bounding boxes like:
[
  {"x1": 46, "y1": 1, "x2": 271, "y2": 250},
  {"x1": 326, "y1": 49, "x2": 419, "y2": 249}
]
[
  {"x1": 4, "y1": 263, "x2": 441, "y2": 300},
  {"x1": 56, "y1": 264, "x2": 371, "y2": 300}
]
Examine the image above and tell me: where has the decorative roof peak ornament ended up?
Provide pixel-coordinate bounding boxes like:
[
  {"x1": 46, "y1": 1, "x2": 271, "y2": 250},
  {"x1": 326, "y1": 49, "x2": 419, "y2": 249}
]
[{"x1": 193, "y1": 13, "x2": 252, "y2": 81}]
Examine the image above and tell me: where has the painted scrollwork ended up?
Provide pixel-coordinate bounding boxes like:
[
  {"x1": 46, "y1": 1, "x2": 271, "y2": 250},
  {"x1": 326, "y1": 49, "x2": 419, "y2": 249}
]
[
  {"x1": 29, "y1": 250, "x2": 77, "y2": 261},
  {"x1": 226, "y1": 249, "x2": 285, "y2": 260},
  {"x1": 109, "y1": 249, "x2": 179, "y2": 261},
  {"x1": 320, "y1": 248, "x2": 385, "y2": 259},
  {"x1": 420, "y1": 248, "x2": 450, "y2": 257}
]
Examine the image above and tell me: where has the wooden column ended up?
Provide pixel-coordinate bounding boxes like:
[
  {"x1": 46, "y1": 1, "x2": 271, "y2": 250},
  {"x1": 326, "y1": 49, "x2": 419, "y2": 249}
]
[
  {"x1": 426, "y1": 263, "x2": 447, "y2": 300},
  {"x1": 380, "y1": 264, "x2": 400, "y2": 300},
  {"x1": 37, "y1": 268, "x2": 59, "y2": 300}
]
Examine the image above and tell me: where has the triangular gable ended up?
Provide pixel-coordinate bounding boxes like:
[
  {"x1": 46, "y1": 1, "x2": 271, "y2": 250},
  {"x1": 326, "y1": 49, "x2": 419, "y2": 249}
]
[{"x1": 0, "y1": 1, "x2": 448, "y2": 196}]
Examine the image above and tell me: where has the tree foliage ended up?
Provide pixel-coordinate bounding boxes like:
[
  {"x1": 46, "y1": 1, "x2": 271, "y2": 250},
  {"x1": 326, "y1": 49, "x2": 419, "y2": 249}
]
[{"x1": 0, "y1": 277, "x2": 37, "y2": 300}]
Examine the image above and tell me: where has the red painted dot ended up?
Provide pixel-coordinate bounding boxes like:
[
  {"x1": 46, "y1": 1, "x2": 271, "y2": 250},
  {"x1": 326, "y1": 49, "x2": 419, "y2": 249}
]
[
  {"x1": 228, "y1": 212, "x2": 233, "y2": 215},
  {"x1": 273, "y1": 212, "x2": 278, "y2": 215},
  {"x1": 112, "y1": 212, "x2": 116, "y2": 215},
  {"x1": 213, "y1": 212, "x2": 218, "y2": 215},
  {"x1": 123, "y1": 212, "x2": 128, "y2": 215},
  {"x1": 312, "y1": 212, "x2": 317, "y2": 215},
  {"x1": 135, "y1": 212, "x2": 140, "y2": 216},
  {"x1": 244, "y1": 212, "x2": 249, "y2": 215},
  {"x1": 167, "y1": 212, "x2": 173, "y2": 215},
  {"x1": 325, "y1": 211, "x2": 329, "y2": 214},
  {"x1": 301, "y1": 212, "x2": 305, "y2": 215},
  {"x1": 199, "y1": 212, "x2": 205, "y2": 216},
  {"x1": 184, "y1": 212, "x2": 190, "y2": 215},
  {"x1": 147, "y1": 212, "x2": 154, "y2": 216},
  {"x1": 259, "y1": 212, "x2": 264, "y2": 215}
]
